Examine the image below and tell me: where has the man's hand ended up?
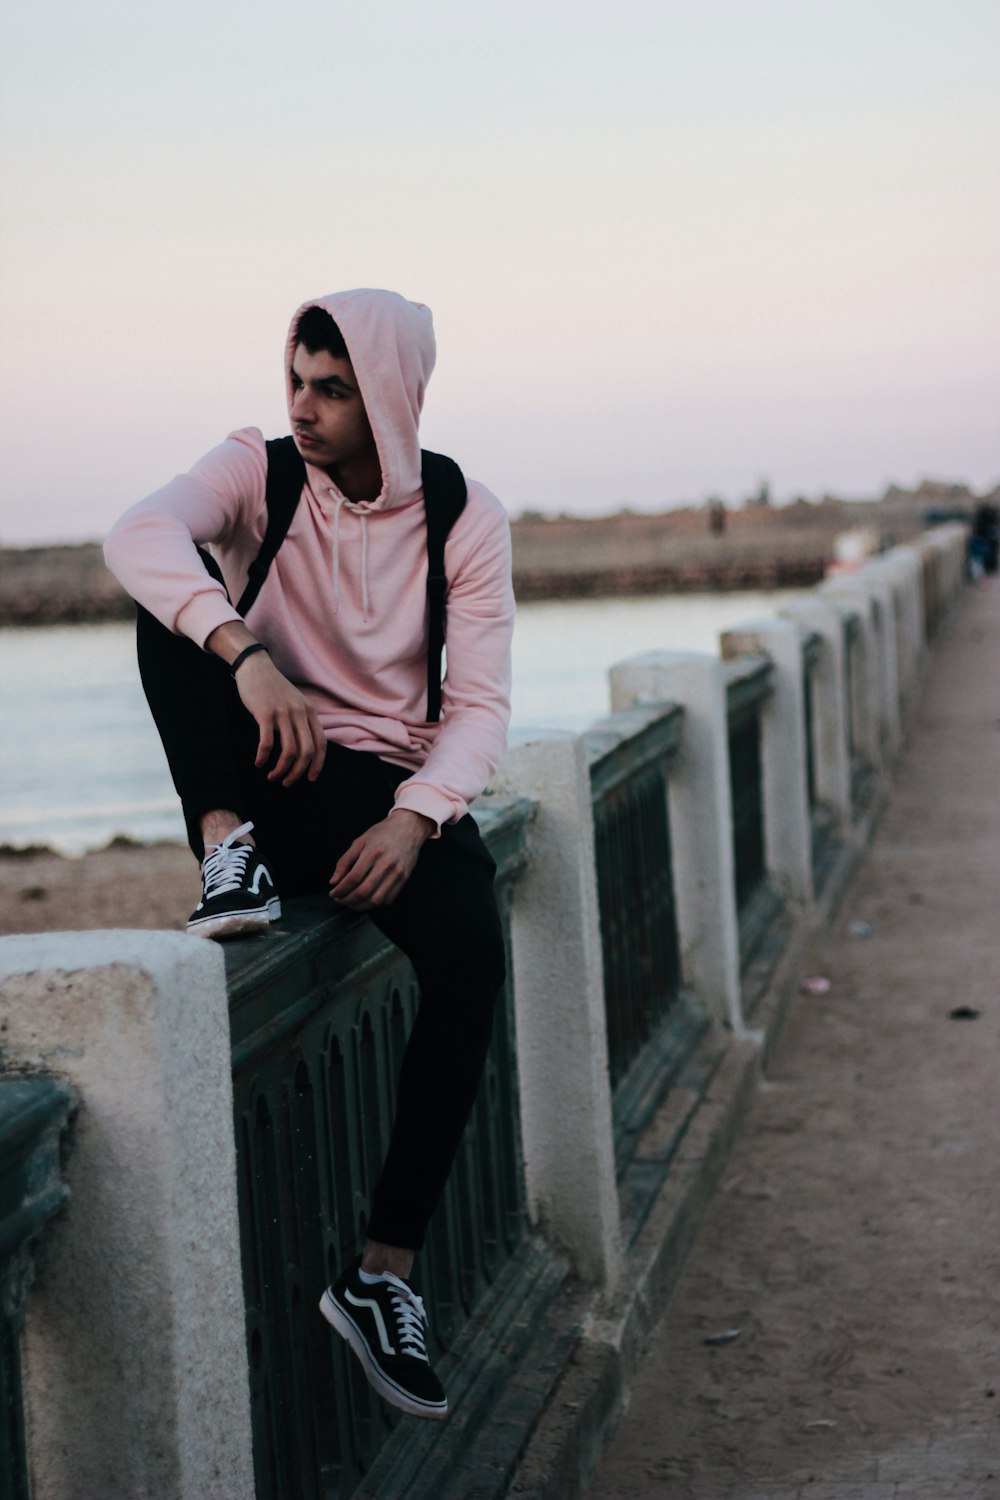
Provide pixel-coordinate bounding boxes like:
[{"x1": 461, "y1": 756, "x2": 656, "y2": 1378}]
[
  {"x1": 236, "y1": 652, "x2": 327, "y2": 786},
  {"x1": 205, "y1": 621, "x2": 326, "y2": 786},
  {"x1": 330, "y1": 811, "x2": 435, "y2": 911}
]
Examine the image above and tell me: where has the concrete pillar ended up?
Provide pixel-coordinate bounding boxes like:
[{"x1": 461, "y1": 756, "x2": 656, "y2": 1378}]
[
  {"x1": 777, "y1": 596, "x2": 852, "y2": 830},
  {"x1": 720, "y1": 618, "x2": 813, "y2": 907},
  {"x1": 857, "y1": 563, "x2": 902, "y2": 759},
  {"x1": 882, "y1": 546, "x2": 925, "y2": 693},
  {"x1": 879, "y1": 559, "x2": 912, "y2": 724},
  {"x1": 0, "y1": 932, "x2": 254, "y2": 1500},
  {"x1": 819, "y1": 582, "x2": 882, "y2": 773},
  {"x1": 608, "y1": 652, "x2": 744, "y2": 1036},
  {"x1": 490, "y1": 732, "x2": 624, "y2": 1289}
]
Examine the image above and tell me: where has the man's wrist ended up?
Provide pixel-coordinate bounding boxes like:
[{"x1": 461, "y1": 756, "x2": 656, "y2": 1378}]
[
  {"x1": 389, "y1": 808, "x2": 436, "y2": 840},
  {"x1": 205, "y1": 619, "x2": 257, "y2": 663},
  {"x1": 230, "y1": 643, "x2": 269, "y2": 677}
]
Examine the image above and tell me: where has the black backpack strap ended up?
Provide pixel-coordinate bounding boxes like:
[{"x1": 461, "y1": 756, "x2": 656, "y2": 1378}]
[
  {"x1": 421, "y1": 449, "x2": 468, "y2": 722},
  {"x1": 235, "y1": 436, "x2": 306, "y2": 617}
]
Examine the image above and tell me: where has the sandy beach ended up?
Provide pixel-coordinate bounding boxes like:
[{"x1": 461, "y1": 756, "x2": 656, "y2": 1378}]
[{"x1": 0, "y1": 841, "x2": 198, "y2": 937}]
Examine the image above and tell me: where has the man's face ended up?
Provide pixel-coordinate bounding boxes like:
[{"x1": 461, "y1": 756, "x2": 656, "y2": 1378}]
[{"x1": 289, "y1": 345, "x2": 377, "y2": 476}]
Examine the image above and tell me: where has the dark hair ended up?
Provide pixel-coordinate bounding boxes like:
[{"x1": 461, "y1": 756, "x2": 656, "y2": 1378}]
[{"x1": 295, "y1": 305, "x2": 350, "y2": 360}]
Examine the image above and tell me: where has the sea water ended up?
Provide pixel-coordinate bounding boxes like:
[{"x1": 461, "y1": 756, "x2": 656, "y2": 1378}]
[{"x1": 0, "y1": 591, "x2": 786, "y2": 854}]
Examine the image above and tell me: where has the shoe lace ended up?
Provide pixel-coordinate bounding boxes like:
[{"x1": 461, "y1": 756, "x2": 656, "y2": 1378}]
[
  {"x1": 383, "y1": 1274, "x2": 430, "y2": 1362},
  {"x1": 202, "y1": 821, "x2": 256, "y2": 899}
]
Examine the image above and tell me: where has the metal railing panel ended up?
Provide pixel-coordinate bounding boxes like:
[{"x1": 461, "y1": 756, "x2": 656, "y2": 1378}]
[
  {"x1": 724, "y1": 657, "x2": 772, "y2": 918},
  {"x1": 841, "y1": 613, "x2": 875, "y2": 817},
  {"x1": 842, "y1": 611, "x2": 861, "y2": 769},
  {"x1": 592, "y1": 759, "x2": 681, "y2": 1093},
  {"x1": 225, "y1": 799, "x2": 531, "y2": 1500},
  {"x1": 724, "y1": 654, "x2": 773, "y2": 721},
  {"x1": 0, "y1": 1076, "x2": 76, "y2": 1500},
  {"x1": 727, "y1": 711, "x2": 766, "y2": 912},
  {"x1": 803, "y1": 655, "x2": 818, "y2": 814},
  {"x1": 800, "y1": 624, "x2": 823, "y2": 816},
  {"x1": 585, "y1": 701, "x2": 683, "y2": 799},
  {"x1": 800, "y1": 636, "x2": 842, "y2": 891},
  {"x1": 585, "y1": 704, "x2": 686, "y2": 1124},
  {"x1": 801, "y1": 627, "x2": 823, "y2": 671}
]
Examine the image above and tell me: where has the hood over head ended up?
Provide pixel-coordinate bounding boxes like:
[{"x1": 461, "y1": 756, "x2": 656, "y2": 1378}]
[{"x1": 285, "y1": 288, "x2": 436, "y2": 512}]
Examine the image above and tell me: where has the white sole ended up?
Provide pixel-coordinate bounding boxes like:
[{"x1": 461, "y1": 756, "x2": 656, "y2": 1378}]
[
  {"x1": 187, "y1": 896, "x2": 281, "y2": 940},
  {"x1": 319, "y1": 1289, "x2": 449, "y2": 1421}
]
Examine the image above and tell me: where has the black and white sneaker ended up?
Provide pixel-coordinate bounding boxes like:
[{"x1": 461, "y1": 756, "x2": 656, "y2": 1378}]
[
  {"x1": 186, "y1": 821, "x2": 281, "y2": 939},
  {"x1": 320, "y1": 1258, "x2": 448, "y2": 1421}
]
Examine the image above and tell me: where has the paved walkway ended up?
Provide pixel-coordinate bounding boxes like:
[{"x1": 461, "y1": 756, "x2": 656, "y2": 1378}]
[{"x1": 584, "y1": 581, "x2": 1000, "y2": 1500}]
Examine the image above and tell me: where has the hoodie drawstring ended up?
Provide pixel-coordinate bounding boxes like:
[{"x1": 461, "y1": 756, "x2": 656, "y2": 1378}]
[
  {"x1": 330, "y1": 496, "x2": 370, "y2": 622},
  {"x1": 331, "y1": 496, "x2": 344, "y2": 614},
  {"x1": 360, "y1": 513, "x2": 370, "y2": 620}
]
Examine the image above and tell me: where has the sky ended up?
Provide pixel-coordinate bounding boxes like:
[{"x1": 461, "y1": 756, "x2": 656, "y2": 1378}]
[{"x1": 1, "y1": 0, "x2": 998, "y2": 545}]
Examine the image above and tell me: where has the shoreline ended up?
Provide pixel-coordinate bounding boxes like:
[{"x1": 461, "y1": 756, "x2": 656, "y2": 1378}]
[
  {"x1": 0, "y1": 839, "x2": 197, "y2": 938},
  {"x1": 0, "y1": 834, "x2": 185, "y2": 859}
]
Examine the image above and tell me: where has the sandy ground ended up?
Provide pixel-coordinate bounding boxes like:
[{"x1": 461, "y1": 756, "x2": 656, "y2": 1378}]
[
  {"x1": 0, "y1": 839, "x2": 197, "y2": 937},
  {"x1": 584, "y1": 583, "x2": 1000, "y2": 1499}
]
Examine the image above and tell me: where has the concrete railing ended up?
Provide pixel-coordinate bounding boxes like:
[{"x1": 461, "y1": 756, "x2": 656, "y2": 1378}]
[{"x1": 0, "y1": 523, "x2": 968, "y2": 1499}]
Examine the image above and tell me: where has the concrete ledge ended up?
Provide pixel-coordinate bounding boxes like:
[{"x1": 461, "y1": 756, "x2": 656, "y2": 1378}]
[{"x1": 0, "y1": 931, "x2": 254, "y2": 1500}]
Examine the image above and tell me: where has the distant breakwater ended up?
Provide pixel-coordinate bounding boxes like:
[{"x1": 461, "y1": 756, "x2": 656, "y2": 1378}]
[
  {"x1": 511, "y1": 554, "x2": 826, "y2": 598},
  {"x1": 0, "y1": 498, "x2": 936, "y2": 625},
  {"x1": 1, "y1": 545, "x2": 134, "y2": 627},
  {"x1": 0, "y1": 541, "x2": 825, "y2": 626}
]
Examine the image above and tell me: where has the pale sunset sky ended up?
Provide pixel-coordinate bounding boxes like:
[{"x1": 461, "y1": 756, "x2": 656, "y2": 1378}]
[{"x1": 0, "y1": 0, "x2": 997, "y2": 544}]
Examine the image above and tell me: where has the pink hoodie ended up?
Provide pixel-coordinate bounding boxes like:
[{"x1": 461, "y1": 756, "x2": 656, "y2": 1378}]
[{"x1": 104, "y1": 289, "x2": 515, "y2": 833}]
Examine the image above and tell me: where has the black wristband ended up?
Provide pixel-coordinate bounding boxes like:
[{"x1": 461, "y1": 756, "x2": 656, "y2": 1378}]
[{"x1": 230, "y1": 643, "x2": 268, "y2": 677}]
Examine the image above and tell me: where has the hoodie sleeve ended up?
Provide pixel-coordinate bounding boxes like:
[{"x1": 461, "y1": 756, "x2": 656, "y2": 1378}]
[
  {"x1": 392, "y1": 482, "x2": 515, "y2": 831},
  {"x1": 103, "y1": 429, "x2": 269, "y2": 647}
]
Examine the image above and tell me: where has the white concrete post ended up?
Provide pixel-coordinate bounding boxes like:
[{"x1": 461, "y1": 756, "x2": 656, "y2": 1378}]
[
  {"x1": 720, "y1": 619, "x2": 814, "y2": 908},
  {"x1": 0, "y1": 932, "x2": 254, "y2": 1500},
  {"x1": 882, "y1": 546, "x2": 925, "y2": 694},
  {"x1": 876, "y1": 551, "x2": 918, "y2": 705},
  {"x1": 490, "y1": 732, "x2": 624, "y2": 1289},
  {"x1": 608, "y1": 652, "x2": 744, "y2": 1036},
  {"x1": 857, "y1": 563, "x2": 902, "y2": 760},
  {"x1": 819, "y1": 583, "x2": 882, "y2": 773},
  {"x1": 777, "y1": 596, "x2": 852, "y2": 830}
]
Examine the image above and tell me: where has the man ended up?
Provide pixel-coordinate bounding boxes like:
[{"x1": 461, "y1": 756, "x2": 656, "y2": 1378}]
[{"x1": 104, "y1": 289, "x2": 515, "y2": 1421}]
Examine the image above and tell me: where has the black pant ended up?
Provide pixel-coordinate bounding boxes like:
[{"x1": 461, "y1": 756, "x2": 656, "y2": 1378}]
[{"x1": 136, "y1": 603, "x2": 506, "y2": 1251}]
